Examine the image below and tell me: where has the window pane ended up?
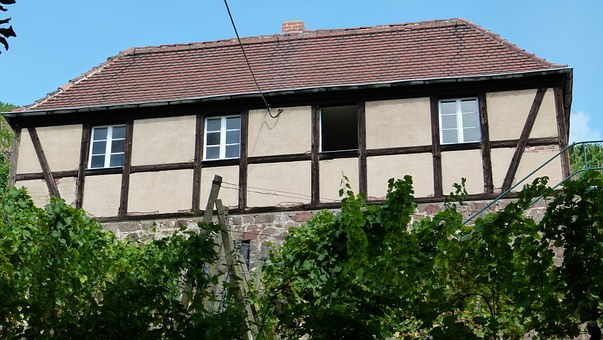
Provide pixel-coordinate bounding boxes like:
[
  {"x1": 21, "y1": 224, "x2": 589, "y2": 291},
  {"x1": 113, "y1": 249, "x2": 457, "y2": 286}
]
[
  {"x1": 205, "y1": 146, "x2": 219, "y2": 160},
  {"x1": 442, "y1": 130, "x2": 458, "y2": 144},
  {"x1": 109, "y1": 153, "x2": 124, "y2": 167},
  {"x1": 207, "y1": 118, "x2": 221, "y2": 131},
  {"x1": 462, "y1": 112, "x2": 479, "y2": 128},
  {"x1": 463, "y1": 127, "x2": 480, "y2": 142},
  {"x1": 441, "y1": 114, "x2": 457, "y2": 129},
  {"x1": 111, "y1": 140, "x2": 125, "y2": 153},
  {"x1": 92, "y1": 141, "x2": 106, "y2": 155},
  {"x1": 440, "y1": 101, "x2": 457, "y2": 115},
  {"x1": 112, "y1": 126, "x2": 126, "y2": 139},
  {"x1": 226, "y1": 116, "x2": 240, "y2": 130},
  {"x1": 461, "y1": 99, "x2": 478, "y2": 113},
  {"x1": 90, "y1": 155, "x2": 105, "y2": 168},
  {"x1": 93, "y1": 127, "x2": 107, "y2": 140},
  {"x1": 226, "y1": 130, "x2": 240, "y2": 144},
  {"x1": 225, "y1": 145, "x2": 239, "y2": 158},
  {"x1": 207, "y1": 132, "x2": 220, "y2": 146}
]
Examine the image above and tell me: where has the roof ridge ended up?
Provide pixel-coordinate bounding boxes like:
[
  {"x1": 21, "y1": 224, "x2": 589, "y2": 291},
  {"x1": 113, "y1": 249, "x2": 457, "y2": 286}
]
[
  {"x1": 120, "y1": 18, "x2": 468, "y2": 56},
  {"x1": 459, "y1": 18, "x2": 565, "y2": 68}
]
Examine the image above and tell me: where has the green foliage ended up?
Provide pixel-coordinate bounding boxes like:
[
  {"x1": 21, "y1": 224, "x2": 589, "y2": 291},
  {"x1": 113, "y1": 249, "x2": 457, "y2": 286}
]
[
  {"x1": 569, "y1": 143, "x2": 603, "y2": 174},
  {"x1": 0, "y1": 101, "x2": 16, "y2": 196},
  {"x1": 0, "y1": 187, "x2": 246, "y2": 338},
  {"x1": 260, "y1": 173, "x2": 603, "y2": 338}
]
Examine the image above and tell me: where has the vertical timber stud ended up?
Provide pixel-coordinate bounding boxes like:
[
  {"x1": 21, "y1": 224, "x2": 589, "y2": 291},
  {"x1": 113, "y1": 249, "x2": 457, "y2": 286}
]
[
  {"x1": 192, "y1": 114, "x2": 204, "y2": 213},
  {"x1": 311, "y1": 105, "x2": 320, "y2": 204},
  {"x1": 75, "y1": 124, "x2": 91, "y2": 208},
  {"x1": 478, "y1": 93, "x2": 494, "y2": 194},
  {"x1": 502, "y1": 88, "x2": 546, "y2": 191},
  {"x1": 357, "y1": 102, "x2": 368, "y2": 196},
  {"x1": 118, "y1": 120, "x2": 134, "y2": 217},
  {"x1": 8, "y1": 127, "x2": 21, "y2": 186},
  {"x1": 554, "y1": 87, "x2": 570, "y2": 178},
  {"x1": 28, "y1": 127, "x2": 61, "y2": 198},
  {"x1": 430, "y1": 97, "x2": 443, "y2": 197},
  {"x1": 238, "y1": 111, "x2": 249, "y2": 211}
]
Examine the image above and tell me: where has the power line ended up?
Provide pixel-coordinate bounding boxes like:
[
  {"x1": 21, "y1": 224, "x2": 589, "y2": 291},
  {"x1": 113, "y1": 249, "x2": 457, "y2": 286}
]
[{"x1": 223, "y1": 0, "x2": 281, "y2": 119}]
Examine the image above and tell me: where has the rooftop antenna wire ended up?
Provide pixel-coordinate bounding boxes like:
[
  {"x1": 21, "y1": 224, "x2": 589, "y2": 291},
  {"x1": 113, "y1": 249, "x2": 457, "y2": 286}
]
[{"x1": 223, "y1": 0, "x2": 280, "y2": 118}]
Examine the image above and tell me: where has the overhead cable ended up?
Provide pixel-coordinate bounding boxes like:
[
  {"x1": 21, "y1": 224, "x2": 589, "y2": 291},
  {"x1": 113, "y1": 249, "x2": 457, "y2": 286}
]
[{"x1": 223, "y1": 0, "x2": 281, "y2": 118}]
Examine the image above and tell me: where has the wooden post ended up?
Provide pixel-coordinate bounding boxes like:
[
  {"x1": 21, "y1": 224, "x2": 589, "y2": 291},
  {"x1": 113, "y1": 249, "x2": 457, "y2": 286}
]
[{"x1": 216, "y1": 199, "x2": 256, "y2": 339}]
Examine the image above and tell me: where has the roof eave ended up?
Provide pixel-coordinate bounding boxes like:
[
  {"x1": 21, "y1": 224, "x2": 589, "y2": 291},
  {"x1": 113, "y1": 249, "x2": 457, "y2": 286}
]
[{"x1": 3, "y1": 68, "x2": 572, "y2": 119}]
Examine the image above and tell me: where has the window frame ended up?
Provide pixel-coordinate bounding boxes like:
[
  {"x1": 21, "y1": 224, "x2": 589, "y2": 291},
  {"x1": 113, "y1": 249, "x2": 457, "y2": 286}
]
[
  {"x1": 438, "y1": 97, "x2": 481, "y2": 145},
  {"x1": 203, "y1": 114, "x2": 241, "y2": 161},
  {"x1": 319, "y1": 105, "x2": 359, "y2": 153},
  {"x1": 88, "y1": 124, "x2": 127, "y2": 169}
]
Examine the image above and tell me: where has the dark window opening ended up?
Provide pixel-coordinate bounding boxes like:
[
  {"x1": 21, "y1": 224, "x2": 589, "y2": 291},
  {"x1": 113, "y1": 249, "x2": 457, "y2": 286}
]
[
  {"x1": 320, "y1": 105, "x2": 358, "y2": 152},
  {"x1": 240, "y1": 240, "x2": 251, "y2": 270}
]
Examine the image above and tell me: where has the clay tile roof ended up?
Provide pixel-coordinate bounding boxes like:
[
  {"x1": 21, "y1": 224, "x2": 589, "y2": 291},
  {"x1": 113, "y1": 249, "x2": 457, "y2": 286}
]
[{"x1": 22, "y1": 18, "x2": 567, "y2": 112}]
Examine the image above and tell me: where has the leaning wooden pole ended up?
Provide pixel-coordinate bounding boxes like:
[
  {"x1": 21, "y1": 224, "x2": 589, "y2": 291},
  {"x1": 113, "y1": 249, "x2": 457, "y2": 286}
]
[{"x1": 216, "y1": 199, "x2": 257, "y2": 339}]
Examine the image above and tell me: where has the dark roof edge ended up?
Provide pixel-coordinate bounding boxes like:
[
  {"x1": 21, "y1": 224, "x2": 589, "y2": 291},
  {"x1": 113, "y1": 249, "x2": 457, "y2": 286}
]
[{"x1": 3, "y1": 68, "x2": 572, "y2": 118}]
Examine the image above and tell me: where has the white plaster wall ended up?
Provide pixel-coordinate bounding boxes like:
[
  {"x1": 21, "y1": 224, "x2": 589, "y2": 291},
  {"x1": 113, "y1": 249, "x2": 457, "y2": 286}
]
[
  {"x1": 131, "y1": 116, "x2": 196, "y2": 165},
  {"x1": 248, "y1": 106, "x2": 312, "y2": 157},
  {"x1": 491, "y1": 146, "x2": 562, "y2": 191},
  {"x1": 365, "y1": 98, "x2": 431, "y2": 149},
  {"x1": 17, "y1": 125, "x2": 82, "y2": 173},
  {"x1": 83, "y1": 174, "x2": 122, "y2": 217},
  {"x1": 14, "y1": 179, "x2": 49, "y2": 207},
  {"x1": 441, "y1": 150, "x2": 484, "y2": 195},
  {"x1": 200, "y1": 166, "x2": 239, "y2": 208},
  {"x1": 129, "y1": 170, "x2": 193, "y2": 213},
  {"x1": 367, "y1": 153, "x2": 434, "y2": 199},
  {"x1": 319, "y1": 158, "x2": 359, "y2": 201},
  {"x1": 487, "y1": 88, "x2": 558, "y2": 141},
  {"x1": 247, "y1": 161, "x2": 311, "y2": 207}
]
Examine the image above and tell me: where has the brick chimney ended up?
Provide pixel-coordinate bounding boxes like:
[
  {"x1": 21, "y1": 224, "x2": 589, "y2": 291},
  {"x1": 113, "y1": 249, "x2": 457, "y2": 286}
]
[{"x1": 282, "y1": 20, "x2": 305, "y2": 33}]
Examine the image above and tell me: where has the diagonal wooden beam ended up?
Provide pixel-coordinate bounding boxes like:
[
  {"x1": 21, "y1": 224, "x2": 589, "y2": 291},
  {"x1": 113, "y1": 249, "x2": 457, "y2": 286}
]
[
  {"x1": 501, "y1": 88, "x2": 547, "y2": 191},
  {"x1": 28, "y1": 127, "x2": 61, "y2": 198}
]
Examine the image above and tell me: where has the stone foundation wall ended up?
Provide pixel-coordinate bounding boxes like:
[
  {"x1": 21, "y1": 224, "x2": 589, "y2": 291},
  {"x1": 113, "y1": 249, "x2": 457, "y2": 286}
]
[{"x1": 102, "y1": 198, "x2": 550, "y2": 269}]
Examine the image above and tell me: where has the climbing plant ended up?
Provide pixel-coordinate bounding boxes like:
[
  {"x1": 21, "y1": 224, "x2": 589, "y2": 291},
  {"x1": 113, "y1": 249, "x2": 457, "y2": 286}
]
[
  {"x1": 0, "y1": 187, "x2": 247, "y2": 338},
  {"x1": 259, "y1": 173, "x2": 603, "y2": 339}
]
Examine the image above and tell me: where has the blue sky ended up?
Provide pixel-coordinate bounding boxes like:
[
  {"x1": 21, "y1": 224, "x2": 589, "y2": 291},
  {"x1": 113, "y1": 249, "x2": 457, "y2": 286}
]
[{"x1": 0, "y1": 1, "x2": 600, "y2": 142}]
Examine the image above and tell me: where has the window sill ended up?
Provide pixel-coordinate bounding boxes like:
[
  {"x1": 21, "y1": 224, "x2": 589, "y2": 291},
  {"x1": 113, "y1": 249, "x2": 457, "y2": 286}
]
[
  {"x1": 84, "y1": 167, "x2": 123, "y2": 176},
  {"x1": 201, "y1": 158, "x2": 240, "y2": 168},
  {"x1": 440, "y1": 142, "x2": 481, "y2": 152},
  {"x1": 319, "y1": 149, "x2": 359, "y2": 160}
]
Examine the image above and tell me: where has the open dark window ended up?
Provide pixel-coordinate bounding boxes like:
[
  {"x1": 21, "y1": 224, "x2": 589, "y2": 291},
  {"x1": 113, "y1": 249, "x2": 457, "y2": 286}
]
[{"x1": 320, "y1": 105, "x2": 358, "y2": 152}]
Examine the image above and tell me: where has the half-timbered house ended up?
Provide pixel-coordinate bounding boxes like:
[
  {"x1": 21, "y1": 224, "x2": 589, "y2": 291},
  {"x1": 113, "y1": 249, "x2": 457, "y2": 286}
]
[{"x1": 3, "y1": 19, "x2": 572, "y2": 251}]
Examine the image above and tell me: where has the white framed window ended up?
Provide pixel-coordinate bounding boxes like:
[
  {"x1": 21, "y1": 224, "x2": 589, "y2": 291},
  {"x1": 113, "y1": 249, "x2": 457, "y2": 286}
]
[
  {"x1": 320, "y1": 105, "x2": 358, "y2": 152},
  {"x1": 439, "y1": 98, "x2": 481, "y2": 144},
  {"x1": 88, "y1": 125, "x2": 126, "y2": 169},
  {"x1": 204, "y1": 115, "x2": 241, "y2": 160}
]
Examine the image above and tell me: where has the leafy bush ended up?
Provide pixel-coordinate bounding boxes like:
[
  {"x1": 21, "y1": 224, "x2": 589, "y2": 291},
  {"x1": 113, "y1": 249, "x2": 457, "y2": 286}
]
[
  {"x1": 0, "y1": 187, "x2": 246, "y2": 339},
  {"x1": 259, "y1": 173, "x2": 603, "y2": 339}
]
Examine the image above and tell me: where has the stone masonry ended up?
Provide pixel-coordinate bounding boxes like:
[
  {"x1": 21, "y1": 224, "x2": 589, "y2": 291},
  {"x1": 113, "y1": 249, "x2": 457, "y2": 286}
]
[{"x1": 102, "y1": 197, "x2": 551, "y2": 270}]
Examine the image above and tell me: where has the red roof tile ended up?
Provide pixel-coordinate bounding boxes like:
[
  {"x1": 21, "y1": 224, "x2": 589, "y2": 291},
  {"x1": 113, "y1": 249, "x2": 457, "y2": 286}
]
[{"x1": 23, "y1": 18, "x2": 566, "y2": 112}]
